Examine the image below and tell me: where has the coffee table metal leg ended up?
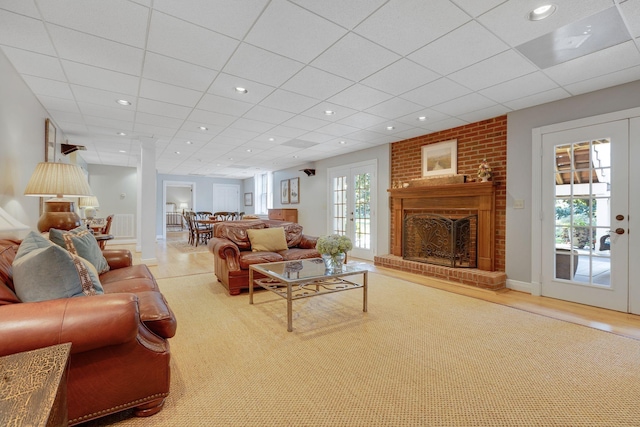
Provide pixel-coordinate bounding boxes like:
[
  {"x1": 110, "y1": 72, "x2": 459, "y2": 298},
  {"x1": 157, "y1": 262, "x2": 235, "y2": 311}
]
[
  {"x1": 287, "y1": 283, "x2": 293, "y2": 332},
  {"x1": 249, "y1": 268, "x2": 254, "y2": 305},
  {"x1": 363, "y1": 271, "x2": 368, "y2": 312}
]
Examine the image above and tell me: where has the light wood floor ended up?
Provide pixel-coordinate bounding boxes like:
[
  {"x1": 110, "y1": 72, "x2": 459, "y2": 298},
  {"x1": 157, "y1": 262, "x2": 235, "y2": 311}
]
[{"x1": 109, "y1": 231, "x2": 640, "y2": 341}]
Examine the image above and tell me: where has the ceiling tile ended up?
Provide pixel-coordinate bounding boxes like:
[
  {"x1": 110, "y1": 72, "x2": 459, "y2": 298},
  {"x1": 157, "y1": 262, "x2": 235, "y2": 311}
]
[
  {"x1": 37, "y1": 95, "x2": 81, "y2": 114},
  {"x1": 408, "y1": 21, "x2": 509, "y2": 75},
  {"x1": 222, "y1": 43, "x2": 304, "y2": 87},
  {"x1": 504, "y1": 88, "x2": 572, "y2": 111},
  {"x1": 136, "y1": 98, "x2": 192, "y2": 120},
  {"x1": 48, "y1": 24, "x2": 143, "y2": 75},
  {"x1": 431, "y1": 92, "x2": 497, "y2": 116},
  {"x1": 450, "y1": 0, "x2": 507, "y2": 18},
  {"x1": 187, "y1": 109, "x2": 237, "y2": 128},
  {"x1": 242, "y1": 106, "x2": 295, "y2": 125},
  {"x1": 281, "y1": 115, "x2": 330, "y2": 132},
  {"x1": 290, "y1": 0, "x2": 387, "y2": 29},
  {"x1": 361, "y1": 59, "x2": 440, "y2": 96},
  {"x1": 0, "y1": 47, "x2": 65, "y2": 80},
  {"x1": 77, "y1": 102, "x2": 136, "y2": 122},
  {"x1": 147, "y1": 11, "x2": 238, "y2": 70},
  {"x1": 259, "y1": 89, "x2": 319, "y2": 114},
  {"x1": 337, "y1": 112, "x2": 388, "y2": 129},
  {"x1": 448, "y1": 50, "x2": 538, "y2": 91},
  {"x1": 62, "y1": 60, "x2": 139, "y2": 96},
  {"x1": 197, "y1": 93, "x2": 254, "y2": 116},
  {"x1": 354, "y1": 0, "x2": 470, "y2": 56},
  {"x1": 245, "y1": 0, "x2": 346, "y2": 63},
  {"x1": 311, "y1": 32, "x2": 400, "y2": 81},
  {"x1": 328, "y1": 84, "x2": 393, "y2": 110},
  {"x1": 365, "y1": 97, "x2": 423, "y2": 120},
  {"x1": 563, "y1": 65, "x2": 640, "y2": 95},
  {"x1": 620, "y1": 0, "x2": 640, "y2": 38},
  {"x1": 543, "y1": 41, "x2": 640, "y2": 86},
  {"x1": 0, "y1": 0, "x2": 40, "y2": 18},
  {"x1": 282, "y1": 66, "x2": 353, "y2": 100},
  {"x1": 400, "y1": 77, "x2": 471, "y2": 107},
  {"x1": 208, "y1": 73, "x2": 275, "y2": 104},
  {"x1": 479, "y1": 72, "x2": 559, "y2": 103},
  {"x1": 38, "y1": 0, "x2": 149, "y2": 48},
  {"x1": 140, "y1": 79, "x2": 202, "y2": 107},
  {"x1": 142, "y1": 53, "x2": 218, "y2": 92},
  {"x1": 0, "y1": 9, "x2": 56, "y2": 55},
  {"x1": 71, "y1": 85, "x2": 136, "y2": 109},
  {"x1": 152, "y1": 0, "x2": 268, "y2": 40}
]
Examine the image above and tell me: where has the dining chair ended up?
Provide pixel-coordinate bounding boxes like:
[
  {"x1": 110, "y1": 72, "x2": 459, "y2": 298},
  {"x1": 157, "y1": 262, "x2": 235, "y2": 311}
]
[{"x1": 98, "y1": 214, "x2": 114, "y2": 250}]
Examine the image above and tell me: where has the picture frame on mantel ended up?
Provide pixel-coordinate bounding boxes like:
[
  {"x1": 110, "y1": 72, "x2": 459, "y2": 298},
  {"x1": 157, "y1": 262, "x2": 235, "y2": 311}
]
[
  {"x1": 45, "y1": 118, "x2": 56, "y2": 162},
  {"x1": 289, "y1": 177, "x2": 299, "y2": 204},
  {"x1": 422, "y1": 139, "x2": 457, "y2": 177},
  {"x1": 280, "y1": 179, "x2": 290, "y2": 204}
]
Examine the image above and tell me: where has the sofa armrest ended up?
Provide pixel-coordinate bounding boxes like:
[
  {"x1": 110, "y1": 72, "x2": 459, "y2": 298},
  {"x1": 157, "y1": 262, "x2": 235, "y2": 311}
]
[
  {"x1": 208, "y1": 237, "x2": 241, "y2": 272},
  {"x1": 299, "y1": 234, "x2": 319, "y2": 249},
  {"x1": 103, "y1": 249, "x2": 133, "y2": 269},
  {"x1": 0, "y1": 294, "x2": 140, "y2": 357}
]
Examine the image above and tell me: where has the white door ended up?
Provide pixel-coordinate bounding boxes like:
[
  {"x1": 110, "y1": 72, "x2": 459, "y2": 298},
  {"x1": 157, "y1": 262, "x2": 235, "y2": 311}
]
[
  {"x1": 212, "y1": 184, "x2": 240, "y2": 213},
  {"x1": 327, "y1": 161, "x2": 376, "y2": 260},
  {"x1": 541, "y1": 120, "x2": 629, "y2": 311}
]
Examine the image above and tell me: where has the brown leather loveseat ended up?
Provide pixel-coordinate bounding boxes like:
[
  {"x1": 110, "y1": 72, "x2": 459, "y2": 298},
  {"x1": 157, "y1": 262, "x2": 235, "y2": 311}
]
[
  {"x1": 0, "y1": 238, "x2": 177, "y2": 425},
  {"x1": 207, "y1": 220, "x2": 320, "y2": 295}
]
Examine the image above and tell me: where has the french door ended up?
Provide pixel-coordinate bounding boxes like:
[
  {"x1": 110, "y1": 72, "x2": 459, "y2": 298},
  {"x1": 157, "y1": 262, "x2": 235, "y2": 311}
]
[
  {"x1": 540, "y1": 120, "x2": 630, "y2": 311},
  {"x1": 327, "y1": 161, "x2": 376, "y2": 260}
]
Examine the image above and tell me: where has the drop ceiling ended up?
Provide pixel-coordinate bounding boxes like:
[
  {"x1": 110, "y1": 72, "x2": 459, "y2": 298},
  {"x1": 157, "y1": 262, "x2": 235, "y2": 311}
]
[{"x1": 1, "y1": 0, "x2": 639, "y2": 179}]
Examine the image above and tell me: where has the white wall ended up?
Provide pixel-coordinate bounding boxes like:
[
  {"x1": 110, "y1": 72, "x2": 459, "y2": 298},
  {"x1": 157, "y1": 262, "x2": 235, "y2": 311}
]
[
  {"x1": 506, "y1": 80, "x2": 640, "y2": 286},
  {"x1": 0, "y1": 49, "x2": 56, "y2": 229},
  {"x1": 87, "y1": 164, "x2": 137, "y2": 234}
]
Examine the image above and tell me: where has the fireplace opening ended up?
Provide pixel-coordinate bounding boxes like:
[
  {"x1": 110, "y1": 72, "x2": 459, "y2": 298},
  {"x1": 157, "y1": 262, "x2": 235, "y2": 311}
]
[{"x1": 403, "y1": 213, "x2": 477, "y2": 268}]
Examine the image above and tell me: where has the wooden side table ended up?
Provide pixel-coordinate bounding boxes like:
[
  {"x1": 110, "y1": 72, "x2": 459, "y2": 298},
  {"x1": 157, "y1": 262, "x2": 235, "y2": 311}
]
[{"x1": 0, "y1": 343, "x2": 72, "y2": 427}]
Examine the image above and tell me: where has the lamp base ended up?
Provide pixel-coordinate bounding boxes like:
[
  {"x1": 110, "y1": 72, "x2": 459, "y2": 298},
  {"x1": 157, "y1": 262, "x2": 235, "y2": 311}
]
[{"x1": 37, "y1": 199, "x2": 82, "y2": 233}]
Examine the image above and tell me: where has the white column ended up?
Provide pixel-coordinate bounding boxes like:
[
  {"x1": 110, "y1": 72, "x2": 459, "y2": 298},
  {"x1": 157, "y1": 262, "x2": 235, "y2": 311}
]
[{"x1": 139, "y1": 137, "x2": 157, "y2": 265}]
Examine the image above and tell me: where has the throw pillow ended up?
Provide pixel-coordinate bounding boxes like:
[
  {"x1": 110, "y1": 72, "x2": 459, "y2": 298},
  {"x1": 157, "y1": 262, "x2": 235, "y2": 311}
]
[
  {"x1": 247, "y1": 227, "x2": 288, "y2": 252},
  {"x1": 13, "y1": 231, "x2": 104, "y2": 302},
  {"x1": 49, "y1": 226, "x2": 110, "y2": 274}
]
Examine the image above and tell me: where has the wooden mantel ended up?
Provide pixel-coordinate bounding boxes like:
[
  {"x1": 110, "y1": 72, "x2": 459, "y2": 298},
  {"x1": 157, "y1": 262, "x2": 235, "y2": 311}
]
[{"x1": 389, "y1": 181, "x2": 496, "y2": 271}]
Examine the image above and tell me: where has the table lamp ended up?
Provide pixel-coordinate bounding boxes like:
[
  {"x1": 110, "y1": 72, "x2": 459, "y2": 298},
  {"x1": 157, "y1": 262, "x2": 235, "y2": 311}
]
[
  {"x1": 0, "y1": 207, "x2": 30, "y2": 239},
  {"x1": 79, "y1": 196, "x2": 100, "y2": 220},
  {"x1": 179, "y1": 202, "x2": 189, "y2": 213},
  {"x1": 24, "y1": 162, "x2": 94, "y2": 232}
]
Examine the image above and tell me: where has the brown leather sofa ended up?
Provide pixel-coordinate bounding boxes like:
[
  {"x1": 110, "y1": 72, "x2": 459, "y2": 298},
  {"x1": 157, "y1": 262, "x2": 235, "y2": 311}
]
[
  {"x1": 0, "y1": 238, "x2": 177, "y2": 426},
  {"x1": 207, "y1": 220, "x2": 320, "y2": 295}
]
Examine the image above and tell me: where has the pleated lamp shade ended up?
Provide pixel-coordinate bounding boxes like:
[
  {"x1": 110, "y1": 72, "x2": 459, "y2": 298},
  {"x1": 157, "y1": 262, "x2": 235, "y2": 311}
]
[
  {"x1": 78, "y1": 196, "x2": 100, "y2": 208},
  {"x1": 24, "y1": 162, "x2": 94, "y2": 232}
]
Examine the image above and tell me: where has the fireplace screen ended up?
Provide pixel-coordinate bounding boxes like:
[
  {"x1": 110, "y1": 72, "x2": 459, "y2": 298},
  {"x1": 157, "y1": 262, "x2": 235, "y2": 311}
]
[{"x1": 403, "y1": 213, "x2": 477, "y2": 268}]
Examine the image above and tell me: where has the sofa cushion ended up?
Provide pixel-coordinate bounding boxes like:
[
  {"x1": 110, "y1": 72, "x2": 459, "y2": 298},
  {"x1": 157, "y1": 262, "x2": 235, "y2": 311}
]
[
  {"x1": 247, "y1": 227, "x2": 288, "y2": 252},
  {"x1": 238, "y1": 251, "x2": 284, "y2": 270},
  {"x1": 214, "y1": 220, "x2": 265, "y2": 250},
  {"x1": 50, "y1": 226, "x2": 110, "y2": 274},
  {"x1": 279, "y1": 247, "x2": 321, "y2": 261},
  {"x1": 13, "y1": 231, "x2": 104, "y2": 302}
]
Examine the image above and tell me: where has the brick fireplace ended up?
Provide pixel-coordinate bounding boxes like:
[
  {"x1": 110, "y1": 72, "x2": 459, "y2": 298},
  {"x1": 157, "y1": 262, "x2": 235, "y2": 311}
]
[{"x1": 375, "y1": 116, "x2": 507, "y2": 290}]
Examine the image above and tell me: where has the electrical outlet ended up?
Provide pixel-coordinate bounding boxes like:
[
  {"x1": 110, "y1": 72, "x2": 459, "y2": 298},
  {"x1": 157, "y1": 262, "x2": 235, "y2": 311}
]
[{"x1": 514, "y1": 199, "x2": 525, "y2": 209}]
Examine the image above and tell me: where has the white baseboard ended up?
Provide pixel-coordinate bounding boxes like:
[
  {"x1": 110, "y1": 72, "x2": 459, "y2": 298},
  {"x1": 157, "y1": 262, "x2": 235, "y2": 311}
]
[
  {"x1": 113, "y1": 238, "x2": 136, "y2": 245},
  {"x1": 506, "y1": 279, "x2": 534, "y2": 294}
]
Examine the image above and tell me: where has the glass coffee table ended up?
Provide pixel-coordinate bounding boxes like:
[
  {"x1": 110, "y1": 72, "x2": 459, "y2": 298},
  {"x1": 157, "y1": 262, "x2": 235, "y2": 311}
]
[{"x1": 249, "y1": 258, "x2": 368, "y2": 332}]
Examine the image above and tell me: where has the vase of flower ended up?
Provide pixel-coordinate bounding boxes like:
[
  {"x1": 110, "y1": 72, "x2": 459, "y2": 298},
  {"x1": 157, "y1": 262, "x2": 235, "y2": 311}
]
[
  {"x1": 477, "y1": 158, "x2": 492, "y2": 182},
  {"x1": 316, "y1": 234, "x2": 353, "y2": 272}
]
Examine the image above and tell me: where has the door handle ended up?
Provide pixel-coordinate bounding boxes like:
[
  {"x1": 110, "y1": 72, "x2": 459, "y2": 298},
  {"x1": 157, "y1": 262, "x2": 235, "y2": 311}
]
[
  {"x1": 616, "y1": 214, "x2": 625, "y2": 221},
  {"x1": 613, "y1": 228, "x2": 625, "y2": 235}
]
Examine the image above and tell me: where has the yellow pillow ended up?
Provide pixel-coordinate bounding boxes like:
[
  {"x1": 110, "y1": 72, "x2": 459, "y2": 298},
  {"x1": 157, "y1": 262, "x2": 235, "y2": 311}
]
[{"x1": 247, "y1": 227, "x2": 288, "y2": 252}]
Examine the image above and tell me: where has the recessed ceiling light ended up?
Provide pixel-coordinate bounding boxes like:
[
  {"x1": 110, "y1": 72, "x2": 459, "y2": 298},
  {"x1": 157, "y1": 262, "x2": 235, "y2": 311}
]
[
  {"x1": 324, "y1": 110, "x2": 335, "y2": 115},
  {"x1": 417, "y1": 116, "x2": 427, "y2": 121},
  {"x1": 228, "y1": 157, "x2": 233, "y2": 160},
  {"x1": 186, "y1": 141, "x2": 193, "y2": 145},
  {"x1": 246, "y1": 149, "x2": 252, "y2": 152},
  {"x1": 235, "y1": 87, "x2": 248, "y2": 94},
  {"x1": 528, "y1": 4, "x2": 556, "y2": 21},
  {"x1": 175, "y1": 151, "x2": 181, "y2": 155},
  {"x1": 386, "y1": 126, "x2": 395, "y2": 130},
  {"x1": 117, "y1": 132, "x2": 127, "y2": 136},
  {"x1": 339, "y1": 140, "x2": 347, "y2": 145},
  {"x1": 293, "y1": 155, "x2": 298, "y2": 159},
  {"x1": 199, "y1": 126, "x2": 208, "y2": 131},
  {"x1": 268, "y1": 137, "x2": 275, "y2": 142},
  {"x1": 119, "y1": 150, "x2": 126, "y2": 153},
  {"x1": 116, "y1": 99, "x2": 131, "y2": 106}
]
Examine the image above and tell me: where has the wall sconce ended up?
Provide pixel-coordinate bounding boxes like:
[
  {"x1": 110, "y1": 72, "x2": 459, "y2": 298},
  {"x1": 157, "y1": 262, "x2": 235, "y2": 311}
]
[
  {"x1": 79, "y1": 196, "x2": 100, "y2": 220},
  {"x1": 24, "y1": 162, "x2": 94, "y2": 232}
]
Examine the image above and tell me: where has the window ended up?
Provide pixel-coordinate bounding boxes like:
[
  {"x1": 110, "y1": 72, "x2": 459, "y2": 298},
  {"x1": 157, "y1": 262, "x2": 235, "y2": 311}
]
[{"x1": 255, "y1": 172, "x2": 273, "y2": 215}]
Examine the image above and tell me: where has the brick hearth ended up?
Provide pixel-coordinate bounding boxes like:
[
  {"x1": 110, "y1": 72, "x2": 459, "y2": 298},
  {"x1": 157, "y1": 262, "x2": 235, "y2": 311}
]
[{"x1": 374, "y1": 254, "x2": 506, "y2": 290}]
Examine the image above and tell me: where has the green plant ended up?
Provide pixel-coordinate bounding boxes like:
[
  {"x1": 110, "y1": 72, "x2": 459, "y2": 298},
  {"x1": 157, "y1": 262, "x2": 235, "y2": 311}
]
[{"x1": 316, "y1": 234, "x2": 353, "y2": 255}]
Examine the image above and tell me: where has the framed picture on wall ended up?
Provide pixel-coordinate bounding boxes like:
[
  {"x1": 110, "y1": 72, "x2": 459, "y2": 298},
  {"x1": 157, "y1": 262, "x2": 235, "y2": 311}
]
[
  {"x1": 422, "y1": 139, "x2": 457, "y2": 177},
  {"x1": 280, "y1": 179, "x2": 290, "y2": 204},
  {"x1": 244, "y1": 192, "x2": 253, "y2": 206},
  {"x1": 45, "y1": 118, "x2": 56, "y2": 162},
  {"x1": 289, "y1": 177, "x2": 299, "y2": 204}
]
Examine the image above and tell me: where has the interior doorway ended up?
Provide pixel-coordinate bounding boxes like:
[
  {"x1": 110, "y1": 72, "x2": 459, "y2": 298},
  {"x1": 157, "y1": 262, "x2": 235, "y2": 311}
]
[{"x1": 162, "y1": 180, "x2": 195, "y2": 240}]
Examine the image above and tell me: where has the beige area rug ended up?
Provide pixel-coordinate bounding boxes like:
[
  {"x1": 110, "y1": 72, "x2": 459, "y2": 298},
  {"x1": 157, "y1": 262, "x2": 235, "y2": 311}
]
[
  {"x1": 82, "y1": 272, "x2": 640, "y2": 426},
  {"x1": 167, "y1": 239, "x2": 210, "y2": 253}
]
